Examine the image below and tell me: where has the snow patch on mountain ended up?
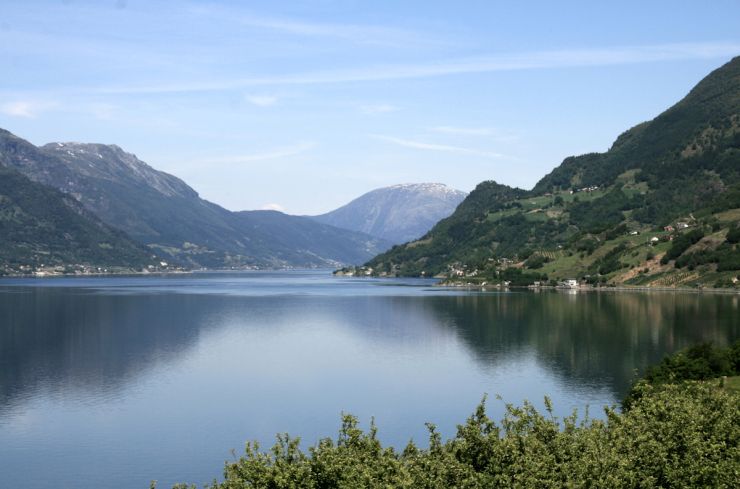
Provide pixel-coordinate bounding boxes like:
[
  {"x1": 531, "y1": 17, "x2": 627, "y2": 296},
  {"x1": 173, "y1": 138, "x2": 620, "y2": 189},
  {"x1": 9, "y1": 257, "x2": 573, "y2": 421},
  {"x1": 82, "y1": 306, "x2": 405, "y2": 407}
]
[{"x1": 313, "y1": 183, "x2": 467, "y2": 245}]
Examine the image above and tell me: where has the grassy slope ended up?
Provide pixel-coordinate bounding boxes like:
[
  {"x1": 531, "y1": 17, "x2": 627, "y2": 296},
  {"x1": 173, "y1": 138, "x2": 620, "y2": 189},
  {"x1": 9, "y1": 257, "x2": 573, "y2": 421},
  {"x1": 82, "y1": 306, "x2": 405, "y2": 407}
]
[{"x1": 726, "y1": 376, "x2": 740, "y2": 393}]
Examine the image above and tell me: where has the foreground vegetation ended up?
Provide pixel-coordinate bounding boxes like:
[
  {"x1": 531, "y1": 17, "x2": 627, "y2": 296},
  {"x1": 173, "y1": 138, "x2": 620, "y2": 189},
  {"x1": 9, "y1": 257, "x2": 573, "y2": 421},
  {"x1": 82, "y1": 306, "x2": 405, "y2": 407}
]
[
  {"x1": 166, "y1": 344, "x2": 740, "y2": 488},
  {"x1": 624, "y1": 340, "x2": 740, "y2": 408}
]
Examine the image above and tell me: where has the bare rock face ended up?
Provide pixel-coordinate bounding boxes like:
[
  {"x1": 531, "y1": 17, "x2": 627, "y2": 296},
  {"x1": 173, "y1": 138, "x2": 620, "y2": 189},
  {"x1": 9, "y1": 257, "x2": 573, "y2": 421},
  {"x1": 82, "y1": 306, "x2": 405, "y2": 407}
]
[{"x1": 313, "y1": 183, "x2": 467, "y2": 245}]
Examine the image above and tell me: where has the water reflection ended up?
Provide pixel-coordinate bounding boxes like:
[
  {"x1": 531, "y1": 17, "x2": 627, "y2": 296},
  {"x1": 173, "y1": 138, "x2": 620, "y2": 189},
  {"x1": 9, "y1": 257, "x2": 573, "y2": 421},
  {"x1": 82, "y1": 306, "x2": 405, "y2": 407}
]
[
  {"x1": 0, "y1": 275, "x2": 737, "y2": 488},
  {"x1": 428, "y1": 291, "x2": 739, "y2": 396},
  {"x1": 1, "y1": 284, "x2": 738, "y2": 414}
]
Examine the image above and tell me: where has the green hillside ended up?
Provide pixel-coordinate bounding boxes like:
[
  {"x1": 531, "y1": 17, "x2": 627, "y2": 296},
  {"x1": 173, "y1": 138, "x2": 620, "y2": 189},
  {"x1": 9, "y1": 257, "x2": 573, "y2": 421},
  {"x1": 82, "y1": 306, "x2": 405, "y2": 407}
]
[
  {"x1": 364, "y1": 57, "x2": 740, "y2": 289},
  {"x1": 0, "y1": 166, "x2": 157, "y2": 275}
]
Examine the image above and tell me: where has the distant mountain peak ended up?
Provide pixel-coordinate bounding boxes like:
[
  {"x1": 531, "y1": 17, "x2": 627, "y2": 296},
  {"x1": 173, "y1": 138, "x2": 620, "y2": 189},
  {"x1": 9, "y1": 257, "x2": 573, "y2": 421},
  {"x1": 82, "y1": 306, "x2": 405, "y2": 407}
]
[
  {"x1": 387, "y1": 182, "x2": 466, "y2": 195},
  {"x1": 313, "y1": 182, "x2": 468, "y2": 244},
  {"x1": 42, "y1": 141, "x2": 196, "y2": 199}
]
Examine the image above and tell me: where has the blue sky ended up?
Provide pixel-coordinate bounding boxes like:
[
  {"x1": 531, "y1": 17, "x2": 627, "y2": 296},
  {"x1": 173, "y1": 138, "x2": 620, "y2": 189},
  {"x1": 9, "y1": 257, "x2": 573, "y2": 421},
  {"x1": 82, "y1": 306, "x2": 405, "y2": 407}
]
[{"x1": 1, "y1": 1, "x2": 739, "y2": 214}]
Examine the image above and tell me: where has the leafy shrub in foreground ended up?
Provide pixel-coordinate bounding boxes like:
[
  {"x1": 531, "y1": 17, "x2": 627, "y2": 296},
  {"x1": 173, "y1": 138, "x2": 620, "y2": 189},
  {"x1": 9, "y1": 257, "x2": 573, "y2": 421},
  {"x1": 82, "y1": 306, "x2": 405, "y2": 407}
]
[
  {"x1": 623, "y1": 341, "x2": 740, "y2": 409},
  {"x1": 168, "y1": 381, "x2": 739, "y2": 489}
]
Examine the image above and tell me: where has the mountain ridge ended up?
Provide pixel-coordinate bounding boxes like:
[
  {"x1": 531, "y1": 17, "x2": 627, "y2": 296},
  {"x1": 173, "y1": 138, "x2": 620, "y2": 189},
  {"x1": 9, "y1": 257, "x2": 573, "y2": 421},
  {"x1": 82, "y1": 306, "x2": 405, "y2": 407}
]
[
  {"x1": 313, "y1": 182, "x2": 467, "y2": 244},
  {"x1": 0, "y1": 130, "x2": 390, "y2": 269}
]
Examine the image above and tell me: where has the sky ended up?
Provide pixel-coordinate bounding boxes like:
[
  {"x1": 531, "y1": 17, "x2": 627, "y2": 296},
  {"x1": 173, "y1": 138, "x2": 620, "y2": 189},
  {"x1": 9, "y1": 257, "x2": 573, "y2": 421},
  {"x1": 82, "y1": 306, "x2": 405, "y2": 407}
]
[{"x1": 1, "y1": 1, "x2": 739, "y2": 215}]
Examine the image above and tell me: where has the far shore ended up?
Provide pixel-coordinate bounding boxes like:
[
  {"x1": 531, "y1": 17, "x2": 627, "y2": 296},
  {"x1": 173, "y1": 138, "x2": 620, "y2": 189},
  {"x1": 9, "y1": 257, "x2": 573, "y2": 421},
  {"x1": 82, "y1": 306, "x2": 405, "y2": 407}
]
[
  {"x1": 434, "y1": 282, "x2": 740, "y2": 295},
  {"x1": 3, "y1": 269, "x2": 738, "y2": 294},
  {"x1": 0, "y1": 266, "x2": 336, "y2": 279}
]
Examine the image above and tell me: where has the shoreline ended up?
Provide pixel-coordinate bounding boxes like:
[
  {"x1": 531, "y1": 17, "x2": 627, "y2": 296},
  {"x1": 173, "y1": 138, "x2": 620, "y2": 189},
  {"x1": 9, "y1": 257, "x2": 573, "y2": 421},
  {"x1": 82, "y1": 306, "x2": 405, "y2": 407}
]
[
  {"x1": 0, "y1": 266, "x2": 338, "y2": 280},
  {"x1": 0, "y1": 269, "x2": 193, "y2": 279},
  {"x1": 3, "y1": 269, "x2": 738, "y2": 294},
  {"x1": 434, "y1": 282, "x2": 740, "y2": 295}
]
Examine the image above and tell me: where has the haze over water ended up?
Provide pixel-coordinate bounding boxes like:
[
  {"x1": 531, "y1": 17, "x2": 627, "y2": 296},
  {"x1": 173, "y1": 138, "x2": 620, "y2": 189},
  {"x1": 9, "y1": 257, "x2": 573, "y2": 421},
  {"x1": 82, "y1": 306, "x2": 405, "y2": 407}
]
[{"x1": 0, "y1": 271, "x2": 737, "y2": 488}]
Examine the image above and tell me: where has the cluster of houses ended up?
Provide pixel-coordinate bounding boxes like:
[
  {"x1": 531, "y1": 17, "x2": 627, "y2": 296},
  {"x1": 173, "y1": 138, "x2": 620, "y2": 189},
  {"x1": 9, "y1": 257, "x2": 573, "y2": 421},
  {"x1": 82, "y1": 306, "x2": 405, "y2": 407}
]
[
  {"x1": 663, "y1": 222, "x2": 691, "y2": 232},
  {"x1": 541, "y1": 186, "x2": 600, "y2": 198},
  {"x1": 448, "y1": 264, "x2": 469, "y2": 278},
  {"x1": 569, "y1": 185, "x2": 600, "y2": 194},
  {"x1": 334, "y1": 266, "x2": 375, "y2": 277},
  {"x1": 0, "y1": 261, "x2": 177, "y2": 277},
  {"x1": 1, "y1": 263, "x2": 111, "y2": 277},
  {"x1": 649, "y1": 220, "x2": 694, "y2": 245},
  {"x1": 529, "y1": 278, "x2": 581, "y2": 289},
  {"x1": 448, "y1": 257, "x2": 520, "y2": 279}
]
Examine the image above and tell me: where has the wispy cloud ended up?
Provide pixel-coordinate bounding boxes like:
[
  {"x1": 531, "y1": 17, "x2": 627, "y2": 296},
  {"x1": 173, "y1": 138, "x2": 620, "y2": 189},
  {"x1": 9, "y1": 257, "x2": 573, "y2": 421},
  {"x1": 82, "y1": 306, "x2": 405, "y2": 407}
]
[
  {"x1": 0, "y1": 100, "x2": 58, "y2": 118},
  {"x1": 372, "y1": 135, "x2": 504, "y2": 159},
  {"x1": 238, "y1": 17, "x2": 417, "y2": 46},
  {"x1": 185, "y1": 5, "x2": 436, "y2": 47},
  {"x1": 431, "y1": 126, "x2": 495, "y2": 136},
  {"x1": 431, "y1": 125, "x2": 519, "y2": 142},
  {"x1": 359, "y1": 103, "x2": 398, "y2": 114},
  {"x1": 199, "y1": 142, "x2": 316, "y2": 164},
  {"x1": 92, "y1": 41, "x2": 740, "y2": 94},
  {"x1": 245, "y1": 94, "x2": 279, "y2": 107},
  {"x1": 260, "y1": 203, "x2": 286, "y2": 212}
]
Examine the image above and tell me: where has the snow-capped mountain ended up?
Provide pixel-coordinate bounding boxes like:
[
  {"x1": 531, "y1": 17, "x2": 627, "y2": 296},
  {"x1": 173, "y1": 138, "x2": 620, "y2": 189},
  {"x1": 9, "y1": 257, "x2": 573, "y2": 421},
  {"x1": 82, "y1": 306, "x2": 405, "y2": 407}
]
[{"x1": 313, "y1": 183, "x2": 467, "y2": 245}]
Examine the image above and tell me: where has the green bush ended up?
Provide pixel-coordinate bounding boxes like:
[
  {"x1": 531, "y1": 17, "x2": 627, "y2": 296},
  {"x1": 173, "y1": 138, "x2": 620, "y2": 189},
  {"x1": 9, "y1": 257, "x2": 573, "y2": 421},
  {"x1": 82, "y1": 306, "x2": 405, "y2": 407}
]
[
  {"x1": 727, "y1": 226, "x2": 740, "y2": 244},
  {"x1": 674, "y1": 242, "x2": 740, "y2": 271},
  {"x1": 624, "y1": 341, "x2": 740, "y2": 408},
  {"x1": 523, "y1": 254, "x2": 549, "y2": 269},
  {"x1": 660, "y1": 229, "x2": 705, "y2": 264}
]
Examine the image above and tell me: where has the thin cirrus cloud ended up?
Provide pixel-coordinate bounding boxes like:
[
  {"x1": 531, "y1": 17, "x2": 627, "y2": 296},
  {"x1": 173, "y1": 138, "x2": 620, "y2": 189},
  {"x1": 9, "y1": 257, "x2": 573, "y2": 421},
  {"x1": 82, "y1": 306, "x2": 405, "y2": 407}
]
[
  {"x1": 91, "y1": 41, "x2": 740, "y2": 95},
  {"x1": 185, "y1": 5, "x2": 437, "y2": 47},
  {"x1": 0, "y1": 100, "x2": 58, "y2": 118},
  {"x1": 372, "y1": 134, "x2": 504, "y2": 159},
  {"x1": 195, "y1": 141, "x2": 316, "y2": 165},
  {"x1": 245, "y1": 94, "x2": 279, "y2": 107},
  {"x1": 237, "y1": 16, "x2": 419, "y2": 45},
  {"x1": 431, "y1": 126, "x2": 496, "y2": 136},
  {"x1": 431, "y1": 126, "x2": 519, "y2": 141}
]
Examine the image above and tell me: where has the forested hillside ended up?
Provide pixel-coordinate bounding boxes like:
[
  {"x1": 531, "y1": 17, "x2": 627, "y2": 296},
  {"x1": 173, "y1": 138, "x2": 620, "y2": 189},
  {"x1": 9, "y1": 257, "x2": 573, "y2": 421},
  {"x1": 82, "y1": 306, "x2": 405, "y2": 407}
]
[
  {"x1": 364, "y1": 57, "x2": 740, "y2": 288},
  {"x1": 0, "y1": 166, "x2": 156, "y2": 275}
]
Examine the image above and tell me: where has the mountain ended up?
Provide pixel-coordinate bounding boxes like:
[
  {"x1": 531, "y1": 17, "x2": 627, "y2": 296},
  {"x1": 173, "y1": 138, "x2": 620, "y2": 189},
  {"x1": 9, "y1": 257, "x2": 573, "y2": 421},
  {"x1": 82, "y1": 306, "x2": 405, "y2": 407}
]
[
  {"x1": 363, "y1": 56, "x2": 740, "y2": 289},
  {"x1": 0, "y1": 165, "x2": 156, "y2": 275},
  {"x1": 232, "y1": 210, "x2": 392, "y2": 266},
  {"x1": 0, "y1": 130, "x2": 389, "y2": 268},
  {"x1": 313, "y1": 183, "x2": 467, "y2": 244}
]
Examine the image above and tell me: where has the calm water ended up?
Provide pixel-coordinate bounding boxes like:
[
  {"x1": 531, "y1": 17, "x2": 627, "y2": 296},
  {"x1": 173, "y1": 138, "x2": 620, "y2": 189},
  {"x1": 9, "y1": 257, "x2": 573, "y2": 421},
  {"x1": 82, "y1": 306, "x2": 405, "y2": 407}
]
[{"x1": 0, "y1": 271, "x2": 737, "y2": 488}]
